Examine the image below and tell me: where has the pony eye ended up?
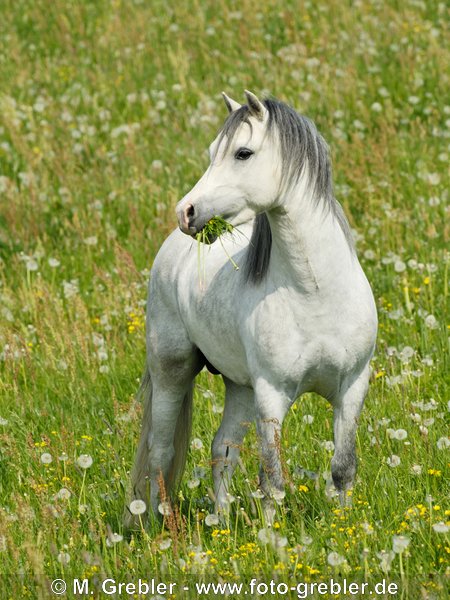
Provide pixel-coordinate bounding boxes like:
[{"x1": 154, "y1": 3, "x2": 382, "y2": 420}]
[{"x1": 234, "y1": 147, "x2": 254, "y2": 161}]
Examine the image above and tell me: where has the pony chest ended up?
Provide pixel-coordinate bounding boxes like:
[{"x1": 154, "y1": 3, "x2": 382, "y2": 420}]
[{"x1": 247, "y1": 294, "x2": 362, "y2": 382}]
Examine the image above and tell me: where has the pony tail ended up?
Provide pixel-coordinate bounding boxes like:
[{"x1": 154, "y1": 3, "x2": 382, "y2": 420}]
[{"x1": 166, "y1": 383, "x2": 194, "y2": 493}]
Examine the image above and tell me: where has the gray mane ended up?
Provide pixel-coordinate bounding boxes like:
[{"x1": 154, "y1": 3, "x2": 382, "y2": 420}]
[{"x1": 217, "y1": 98, "x2": 354, "y2": 284}]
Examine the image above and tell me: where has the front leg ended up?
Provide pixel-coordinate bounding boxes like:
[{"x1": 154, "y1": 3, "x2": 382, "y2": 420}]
[
  {"x1": 254, "y1": 378, "x2": 291, "y2": 525},
  {"x1": 211, "y1": 379, "x2": 254, "y2": 516}
]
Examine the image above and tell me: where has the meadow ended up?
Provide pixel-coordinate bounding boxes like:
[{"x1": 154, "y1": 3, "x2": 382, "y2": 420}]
[{"x1": 0, "y1": 0, "x2": 448, "y2": 598}]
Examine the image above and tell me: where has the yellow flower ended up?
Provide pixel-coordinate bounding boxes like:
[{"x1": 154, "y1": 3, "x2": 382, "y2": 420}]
[{"x1": 428, "y1": 469, "x2": 441, "y2": 477}]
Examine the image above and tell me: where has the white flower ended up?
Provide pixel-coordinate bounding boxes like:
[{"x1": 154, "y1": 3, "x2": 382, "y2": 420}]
[
  {"x1": 251, "y1": 489, "x2": 265, "y2": 499},
  {"x1": 399, "y1": 346, "x2": 414, "y2": 363},
  {"x1": 394, "y1": 260, "x2": 406, "y2": 273},
  {"x1": 386, "y1": 455, "x2": 401, "y2": 467},
  {"x1": 84, "y1": 236, "x2": 98, "y2": 246},
  {"x1": 432, "y1": 522, "x2": 449, "y2": 533},
  {"x1": 77, "y1": 454, "x2": 93, "y2": 469},
  {"x1": 361, "y1": 522, "x2": 374, "y2": 534},
  {"x1": 159, "y1": 538, "x2": 172, "y2": 550},
  {"x1": 158, "y1": 501, "x2": 171, "y2": 516},
  {"x1": 0, "y1": 417, "x2": 8, "y2": 426},
  {"x1": 55, "y1": 487, "x2": 71, "y2": 500},
  {"x1": 191, "y1": 438, "x2": 203, "y2": 450},
  {"x1": 129, "y1": 499, "x2": 146, "y2": 515},
  {"x1": 371, "y1": 102, "x2": 382, "y2": 112},
  {"x1": 58, "y1": 452, "x2": 69, "y2": 461},
  {"x1": 205, "y1": 514, "x2": 219, "y2": 526},
  {"x1": 388, "y1": 429, "x2": 408, "y2": 441},
  {"x1": 426, "y1": 172, "x2": 440, "y2": 185},
  {"x1": 257, "y1": 528, "x2": 287, "y2": 548},
  {"x1": 437, "y1": 437, "x2": 450, "y2": 449},
  {"x1": 151, "y1": 160, "x2": 163, "y2": 170},
  {"x1": 106, "y1": 532, "x2": 123, "y2": 546},
  {"x1": 48, "y1": 258, "x2": 60, "y2": 268},
  {"x1": 97, "y1": 350, "x2": 108, "y2": 361},
  {"x1": 257, "y1": 528, "x2": 270, "y2": 544},
  {"x1": 424, "y1": 314, "x2": 438, "y2": 329},
  {"x1": 57, "y1": 552, "x2": 70, "y2": 564},
  {"x1": 187, "y1": 478, "x2": 200, "y2": 489},
  {"x1": 377, "y1": 550, "x2": 395, "y2": 572},
  {"x1": 327, "y1": 551, "x2": 346, "y2": 566},
  {"x1": 63, "y1": 279, "x2": 79, "y2": 299},
  {"x1": 40, "y1": 452, "x2": 53, "y2": 464},
  {"x1": 411, "y1": 464, "x2": 422, "y2": 475},
  {"x1": 303, "y1": 414, "x2": 314, "y2": 424},
  {"x1": 26, "y1": 259, "x2": 38, "y2": 271},
  {"x1": 321, "y1": 441, "x2": 335, "y2": 451},
  {"x1": 392, "y1": 535, "x2": 410, "y2": 553}
]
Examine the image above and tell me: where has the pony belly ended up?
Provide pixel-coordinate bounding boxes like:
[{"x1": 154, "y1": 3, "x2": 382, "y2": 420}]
[{"x1": 195, "y1": 336, "x2": 251, "y2": 386}]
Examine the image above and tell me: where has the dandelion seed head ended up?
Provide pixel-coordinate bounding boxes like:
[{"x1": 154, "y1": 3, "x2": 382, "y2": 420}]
[
  {"x1": 129, "y1": 499, "x2": 146, "y2": 515},
  {"x1": 437, "y1": 436, "x2": 450, "y2": 449},
  {"x1": 191, "y1": 438, "x2": 203, "y2": 450},
  {"x1": 77, "y1": 454, "x2": 93, "y2": 469},
  {"x1": 159, "y1": 538, "x2": 172, "y2": 550},
  {"x1": 205, "y1": 514, "x2": 219, "y2": 526},
  {"x1": 55, "y1": 487, "x2": 71, "y2": 500},
  {"x1": 40, "y1": 452, "x2": 53, "y2": 464},
  {"x1": 386, "y1": 455, "x2": 401, "y2": 467},
  {"x1": 392, "y1": 535, "x2": 410, "y2": 553},
  {"x1": 432, "y1": 522, "x2": 449, "y2": 533},
  {"x1": 187, "y1": 478, "x2": 200, "y2": 489},
  {"x1": 158, "y1": 501, "x2": 171, "y2": 516},
  {"x1": 57, "y1": 551, "x2": 70, "y2": 564},
  {"x1": 327, "y1": 551, "x2": 346, "y2": 566}
]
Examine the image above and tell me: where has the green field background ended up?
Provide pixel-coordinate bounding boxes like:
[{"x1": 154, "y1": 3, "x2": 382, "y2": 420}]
[{"x1": 0, "y1": 0, "x2": 448, "y2": 598}]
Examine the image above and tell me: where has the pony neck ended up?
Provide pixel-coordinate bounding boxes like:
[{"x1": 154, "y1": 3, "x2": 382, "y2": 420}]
[{"x1": 266, "y1": 182, "x2": 355, "y2": 293}]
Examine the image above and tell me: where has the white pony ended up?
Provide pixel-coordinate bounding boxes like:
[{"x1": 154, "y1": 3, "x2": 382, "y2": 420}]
[{"x1": 124, "y1": 91, "x2": 377, "y2": 528}]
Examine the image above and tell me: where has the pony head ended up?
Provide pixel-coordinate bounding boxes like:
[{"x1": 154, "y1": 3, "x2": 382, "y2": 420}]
[{"x1": 176, "y1": 91, "x2": 283, "y2": 236}]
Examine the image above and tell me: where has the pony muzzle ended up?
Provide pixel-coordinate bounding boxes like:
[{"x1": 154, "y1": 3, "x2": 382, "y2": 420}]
[{"x1": 177, "y1": 202, "x2": 198, "y2": 235}]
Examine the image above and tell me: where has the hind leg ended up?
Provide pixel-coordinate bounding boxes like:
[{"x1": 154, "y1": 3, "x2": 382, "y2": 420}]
[
  {"x1": 331, "y1": 366, "x2": 370, "y2": 505},
  {"x1": 125, "y1": 362, "x2": 197, "y2": 529},
  {"x1": 125, "y1": 307, "x2": 200, "y2": 528},
  {"x1": 212, "y1": 380, "x2": 254, "y2": 515}
]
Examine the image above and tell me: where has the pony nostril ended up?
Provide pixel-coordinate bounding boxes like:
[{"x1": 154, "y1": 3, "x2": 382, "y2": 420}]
[{"x1": 186, "y1": 204, "x2": 195, "y2": 219}]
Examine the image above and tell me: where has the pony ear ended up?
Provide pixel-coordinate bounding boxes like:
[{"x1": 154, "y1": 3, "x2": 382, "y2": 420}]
[
  {"x1": 244, "y1": 90, "x2": 267, "y2": 121},
  {"x1": 222, "y1": 92, "x2": 241, "y2": 114}
]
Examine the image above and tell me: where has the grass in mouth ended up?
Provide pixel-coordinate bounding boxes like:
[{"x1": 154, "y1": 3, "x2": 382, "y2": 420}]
[
  {"x1": 195, "y1": 216, "x2": 234, "y2": 244},
  {"x1": 196, "y1": 216, "x2": 239, "y2": 273}
]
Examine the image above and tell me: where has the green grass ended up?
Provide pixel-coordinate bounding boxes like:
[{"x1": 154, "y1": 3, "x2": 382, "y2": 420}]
[{"x1": 0, "y1": 0, "x2": 448, "y2": 598}]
